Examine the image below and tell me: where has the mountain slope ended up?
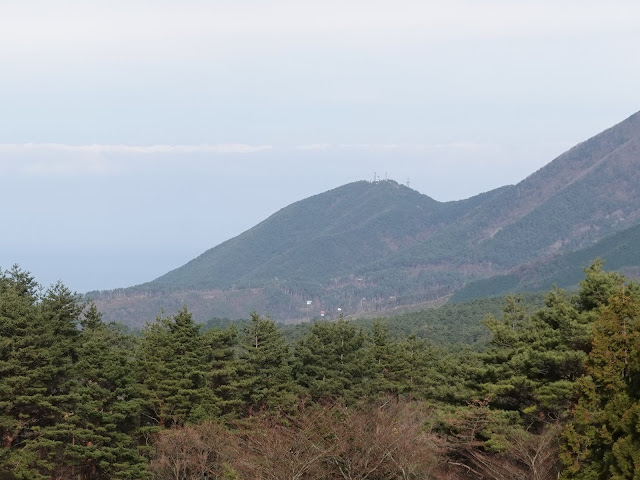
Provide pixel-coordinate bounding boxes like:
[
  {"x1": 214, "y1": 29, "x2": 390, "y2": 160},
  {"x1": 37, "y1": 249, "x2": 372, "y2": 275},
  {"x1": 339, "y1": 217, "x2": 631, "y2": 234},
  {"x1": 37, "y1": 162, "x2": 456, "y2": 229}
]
[
  {"x1": 451, "y1": 223, "x2": 640, "y2": 302},
  {"x1": 89, "y1": 110, "x2": 640, "y2": 326},
  {"x1": 150, "y1": 180, "x2": 454, "y2": 290}
]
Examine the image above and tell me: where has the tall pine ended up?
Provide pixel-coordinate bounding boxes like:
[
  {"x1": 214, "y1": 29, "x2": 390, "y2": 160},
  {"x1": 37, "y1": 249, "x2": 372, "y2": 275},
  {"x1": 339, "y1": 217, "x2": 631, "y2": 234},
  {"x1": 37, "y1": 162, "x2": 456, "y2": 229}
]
[
  {"x1": 62, "y1": 304, "x2": 146, "y2": 479},
  {"x1": 236, "y1": 312, "x2": 297, "y2": 413},
  {"x1": 0, "y1": 267, "x2": 48, "y2": 478},
  {"x1": 202, "y1": 325, "x2": 242, "y2": 417},
  {"x1": 0, "y1": 276, "x2": 83, "y2": 479},
  {"x1": 293, "y1": 317, "x2": 372, "y2": 403},
  {"x1": 137, "y1": 307, "x2": 220, "y2": 433},
  {"x1": 561, "y1": 284, "x2": 640, "y2": 480}
]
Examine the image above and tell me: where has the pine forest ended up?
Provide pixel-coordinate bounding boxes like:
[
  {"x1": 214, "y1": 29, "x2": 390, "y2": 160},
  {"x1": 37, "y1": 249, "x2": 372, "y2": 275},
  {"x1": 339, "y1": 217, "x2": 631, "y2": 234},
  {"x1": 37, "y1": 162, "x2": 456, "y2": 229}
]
[{"x1": 2, "y1": 260, "x2": 640, "y2": 479}]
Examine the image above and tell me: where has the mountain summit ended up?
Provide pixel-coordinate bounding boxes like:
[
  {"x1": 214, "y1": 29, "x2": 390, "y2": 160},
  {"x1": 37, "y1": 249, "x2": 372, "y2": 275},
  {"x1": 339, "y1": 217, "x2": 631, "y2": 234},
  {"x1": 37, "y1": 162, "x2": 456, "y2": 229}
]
[{"x1": 91, "y1": 111, "x2": 640, "y2": 326}]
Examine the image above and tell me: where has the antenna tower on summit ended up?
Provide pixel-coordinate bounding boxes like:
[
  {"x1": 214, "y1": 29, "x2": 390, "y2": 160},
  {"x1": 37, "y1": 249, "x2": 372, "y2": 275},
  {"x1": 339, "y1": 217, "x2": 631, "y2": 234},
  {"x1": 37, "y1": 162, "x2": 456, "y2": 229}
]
[{"x1": 407, "y1": 178, "x2": 411, "y2": 188}]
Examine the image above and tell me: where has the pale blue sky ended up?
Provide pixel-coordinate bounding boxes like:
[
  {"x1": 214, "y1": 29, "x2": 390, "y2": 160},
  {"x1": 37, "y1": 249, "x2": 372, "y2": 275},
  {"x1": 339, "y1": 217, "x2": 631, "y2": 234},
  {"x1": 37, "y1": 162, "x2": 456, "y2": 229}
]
[{"x1": 1, "y1": 0, "x2": 639, "y2": 291}]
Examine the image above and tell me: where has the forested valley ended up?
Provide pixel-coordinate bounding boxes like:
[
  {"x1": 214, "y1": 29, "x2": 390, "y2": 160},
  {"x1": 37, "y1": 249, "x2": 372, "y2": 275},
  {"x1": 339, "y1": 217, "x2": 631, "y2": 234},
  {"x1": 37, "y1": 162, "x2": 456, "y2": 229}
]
[{"x1": 2, "y1": 260, "x2": 640, "y2": 479}]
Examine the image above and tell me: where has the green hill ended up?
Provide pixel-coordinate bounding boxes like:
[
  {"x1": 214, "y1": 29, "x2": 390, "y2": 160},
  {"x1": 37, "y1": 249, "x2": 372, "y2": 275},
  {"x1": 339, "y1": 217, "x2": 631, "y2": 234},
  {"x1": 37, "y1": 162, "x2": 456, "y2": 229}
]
[
  {"x1": 89, "y1": 110, "x2": 640, "y2": 327},
  {"x1": 149, "y1": 180, "x2": 448, "y2": 291}
]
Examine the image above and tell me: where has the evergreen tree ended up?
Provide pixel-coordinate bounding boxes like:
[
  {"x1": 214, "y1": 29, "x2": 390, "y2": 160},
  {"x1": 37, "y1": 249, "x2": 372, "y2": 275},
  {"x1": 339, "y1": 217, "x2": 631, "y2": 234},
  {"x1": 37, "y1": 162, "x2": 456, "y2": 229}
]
[
  {"x1": 561, "y1": 284, "x2": 640, "y2": 480},
  {"x1": 236, "y1": 312, "x2": 297, "y2": 412},
  {"x1": 1, "y1": 272, "x2": 145, "y2": 479},
  {"x1": 426, "y1": 347, "x2": 484, "y2": 404},
  {"x1": 0, "y1": 277, "x2": 83, "y2": 479},
  {"x1": 481, "y1": 295, "x2": 543, "y2": 414},
  {"x1": 137, "y1": 307, "x2": 220, "y2": 432},
  {"x1": 367, "y1": 322, "x2": 437, "y2": 400},
  {"x1": 61, "y1": 304, "x2": 146, "y2": 479},
  {"x1": 481, "y1": 263, "x2": 628, "y2": 424},
  {"x1": 293, "y1": 317, "x2": 372, "y2": 403},
  {"x1": 368, "y1": 321, "x2": 406, "y2": 397},
  {"x1": 398, "y1": 334, "x2": 439, "y2": 400},
  {"x1": 202, "y1": 325, "x2": 242, "y2": 417},
  {"x1": 0, "y1": 267, "x2": 47, "y2": 478}
]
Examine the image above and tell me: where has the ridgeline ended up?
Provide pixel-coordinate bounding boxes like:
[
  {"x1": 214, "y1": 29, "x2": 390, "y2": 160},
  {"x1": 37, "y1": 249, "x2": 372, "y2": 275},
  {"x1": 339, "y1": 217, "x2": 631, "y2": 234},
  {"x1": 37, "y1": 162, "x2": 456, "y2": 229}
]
[{"x1": 89, "y1": 111, "x2": 640, "y2": 326}]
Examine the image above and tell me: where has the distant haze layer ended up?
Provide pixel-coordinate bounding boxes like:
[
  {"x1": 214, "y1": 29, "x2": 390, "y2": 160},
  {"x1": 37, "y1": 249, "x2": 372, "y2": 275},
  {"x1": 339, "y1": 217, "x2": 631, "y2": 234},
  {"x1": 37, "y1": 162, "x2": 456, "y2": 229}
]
[
  {"x1": 2, "y1": 1, "x2": 640, "y2": 291},
  {"x1": 0, "y1": 140, "x2": 573, "y2": 292}
]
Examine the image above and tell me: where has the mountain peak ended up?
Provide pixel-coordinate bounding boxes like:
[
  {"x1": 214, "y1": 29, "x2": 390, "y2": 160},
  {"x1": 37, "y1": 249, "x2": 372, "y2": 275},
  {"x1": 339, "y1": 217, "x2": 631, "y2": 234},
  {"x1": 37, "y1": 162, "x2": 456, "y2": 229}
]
[{"x1": 89, "y1": 111, "x2": 640, "y2": 326}]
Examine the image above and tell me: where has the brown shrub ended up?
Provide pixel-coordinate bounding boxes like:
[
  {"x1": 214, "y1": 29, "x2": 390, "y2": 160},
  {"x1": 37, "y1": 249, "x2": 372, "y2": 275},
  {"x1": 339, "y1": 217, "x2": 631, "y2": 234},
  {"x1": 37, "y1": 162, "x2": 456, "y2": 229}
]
[{"x1": 149, "y1": 421, "x2": 238, "y2": 480}]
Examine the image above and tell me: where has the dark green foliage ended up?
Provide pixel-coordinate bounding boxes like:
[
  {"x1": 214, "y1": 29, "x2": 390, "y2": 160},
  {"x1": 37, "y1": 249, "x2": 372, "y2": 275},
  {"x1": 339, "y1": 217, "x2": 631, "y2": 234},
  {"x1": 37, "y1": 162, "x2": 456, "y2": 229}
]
[
  {"x1": 137, "y1": 307, "x2": 221, "y2": 429},
  {"x1": 0, "y1": 269, "x2": 146, "y2": 479},
  {"x1": 202, "y1": 325, "x2": 242, "y2": 417},
  {"x1": 0, "y1": 266, "x2": 47, "y2": 477},
  {"x1": 63, "y1": 304, "x2": 147, "y2": 479},
  {"x1": 561, "y1": 283, "x2": 640, "y2": 480},
  {"x1": 0, "y1": 272, "x2": 82, "y2": 479},
  {"x1": 356, "y1": 293, "x2": 545, "y2": 348},
  {"x1": 293, "y1": 317, "x2": 373, "y2": 402},
  {"x1": 275, "y1": 293, "x2": 546, "y2": 351},
  {"x1": 7, "y1": 261, "x2": 640, "y2": 478},
  {"x1": 368, "y1": 321, "x2": 408, "y2": 396},
  {"x1": 480, "y1": 262, "x2": 628, "y2": 426},
  {"x1": 367, "y1": 322, "x2": 451, "y2": 401},
  {"x1": 431, "y1": 348, "x2": 486, "y2": 404},
  {"x1": 236, "y1": 312, "x2": 297, "y2": 412},
  {"x1": 451, "y1": 274, "x2": 521, "y2": 302},
  {"x1": 201, "y1": 316, "x2": 245, "y2": 331}
]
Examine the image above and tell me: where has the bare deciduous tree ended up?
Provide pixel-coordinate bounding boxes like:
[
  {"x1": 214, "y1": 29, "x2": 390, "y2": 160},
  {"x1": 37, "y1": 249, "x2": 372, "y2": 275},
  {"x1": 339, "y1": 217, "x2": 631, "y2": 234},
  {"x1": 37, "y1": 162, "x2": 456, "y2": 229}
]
[
  {"x1": 149, "y1": 421, "x2": 237, "y2": 480},
  {"x1": 232, "y1": 404, "x2": 338, "y2": 480},
  {"x1": 441, "y1": 401, "x2": 561, "y2": 480},
  {"x1": 324, "y1": 399, "x2": 440, "y2": 480}
]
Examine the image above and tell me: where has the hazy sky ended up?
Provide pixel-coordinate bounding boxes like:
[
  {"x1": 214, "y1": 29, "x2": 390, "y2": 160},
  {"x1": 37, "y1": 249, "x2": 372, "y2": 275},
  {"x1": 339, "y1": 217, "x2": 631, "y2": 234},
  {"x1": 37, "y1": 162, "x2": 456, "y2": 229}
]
[{"x1": 2, "y1": 0, "x2": 639, "y2": 292}]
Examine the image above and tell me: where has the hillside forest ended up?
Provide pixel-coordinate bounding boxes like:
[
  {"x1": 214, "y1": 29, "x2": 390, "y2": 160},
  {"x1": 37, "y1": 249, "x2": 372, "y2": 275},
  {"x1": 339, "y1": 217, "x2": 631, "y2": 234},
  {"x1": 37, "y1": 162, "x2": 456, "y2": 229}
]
[
  {"x1": 89, "y1": 109, "x2": 640, "y2": 325},
  {"x1": 2, "y1": 260, "x2": 640, "y2": 479}
]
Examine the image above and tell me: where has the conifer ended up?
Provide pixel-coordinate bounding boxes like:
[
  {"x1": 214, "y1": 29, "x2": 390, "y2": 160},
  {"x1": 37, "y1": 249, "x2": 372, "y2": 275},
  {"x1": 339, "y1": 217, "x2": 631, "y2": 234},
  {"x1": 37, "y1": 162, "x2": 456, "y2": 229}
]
[
  {"x1": 561, "y1": 285, "x2": 640, "y2": 480},
  {"x1": 236, "y1": 312, "x2": 297, "y2": 412},
  {"x1": 293, "y1": 317, "x2": 371, "y2": 403},
  {"x1": 137, "y1": 307, "x2": 220, "y2": 431}
]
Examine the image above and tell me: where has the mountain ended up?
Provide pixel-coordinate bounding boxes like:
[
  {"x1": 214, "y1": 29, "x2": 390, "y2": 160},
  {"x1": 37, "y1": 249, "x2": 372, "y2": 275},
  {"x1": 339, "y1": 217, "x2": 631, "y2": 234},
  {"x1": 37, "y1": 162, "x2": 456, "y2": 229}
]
[
  {"x1": 89, "y1": 111, "x2": 640, "y2": 327},
  {"x1": 451, "y1": 223, "x2": 640, "y2": 302}
]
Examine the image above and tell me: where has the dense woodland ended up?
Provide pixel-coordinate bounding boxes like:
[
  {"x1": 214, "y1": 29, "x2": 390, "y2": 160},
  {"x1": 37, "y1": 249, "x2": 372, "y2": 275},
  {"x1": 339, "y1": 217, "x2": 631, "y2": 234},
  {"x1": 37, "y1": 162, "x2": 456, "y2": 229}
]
[{"x1": 2, "y1": 260, "x2": 640, "y2": 479}]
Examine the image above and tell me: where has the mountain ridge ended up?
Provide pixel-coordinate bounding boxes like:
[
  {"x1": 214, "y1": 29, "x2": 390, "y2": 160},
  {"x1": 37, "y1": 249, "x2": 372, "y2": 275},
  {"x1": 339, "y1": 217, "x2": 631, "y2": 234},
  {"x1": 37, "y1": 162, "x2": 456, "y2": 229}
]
[
  {"x1": 89, "y1": 110, "x2": 640, "y2": 326},
  {"x1": 452, "y1": 222, "x2": 640, "y2": 302}
]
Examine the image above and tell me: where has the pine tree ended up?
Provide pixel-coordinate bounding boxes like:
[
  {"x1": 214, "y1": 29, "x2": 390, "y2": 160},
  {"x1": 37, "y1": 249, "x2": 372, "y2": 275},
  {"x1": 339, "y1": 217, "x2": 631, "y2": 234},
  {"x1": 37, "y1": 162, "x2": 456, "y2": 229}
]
[
  {"x1": 293, "y1": 317, "x2": 372, "y2": 403},
  {"x1": 0, "y1": 270, "x2": 147, "y2": 478},
  {"x1": 481, "y1": 263, "x2": 628, "y2": 424},
  {"x1": 367, "y1": 322, "x2": 436, "y2": 400},
  {"x1": 481, "y1": 295, "x2": 542, "y2": 414},
  {"x1": 202, "y1": 325, "x2": 242, "y2": 417},
  {"x1": 368, "y1": 321, "x2": 405, "y2": 397},
  {"x1": 236, "y1": 312, "x2": 297, "y2": 413},
  {"x1": 561, "y1": 285, "x2": 640, "y2": 480},
  {"x1": 137, "y1": 307, "x2": 220, "y2": 432},
  {"x1": 61, "y1": 303, "x2": 146, "y2": 479},
  {"x1": 0, "y1": 266, "x2": 47, "y2": 478},
  {"x1": 0, "y1": 276, "x2": 83, "y2": 479}
]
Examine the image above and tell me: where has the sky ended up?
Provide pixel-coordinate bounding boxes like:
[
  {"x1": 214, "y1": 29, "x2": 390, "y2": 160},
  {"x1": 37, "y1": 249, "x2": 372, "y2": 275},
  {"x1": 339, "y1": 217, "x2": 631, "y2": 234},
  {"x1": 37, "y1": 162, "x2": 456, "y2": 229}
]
[{"x1": 1, "y1": 0, "x2": 640, "y2": 292}]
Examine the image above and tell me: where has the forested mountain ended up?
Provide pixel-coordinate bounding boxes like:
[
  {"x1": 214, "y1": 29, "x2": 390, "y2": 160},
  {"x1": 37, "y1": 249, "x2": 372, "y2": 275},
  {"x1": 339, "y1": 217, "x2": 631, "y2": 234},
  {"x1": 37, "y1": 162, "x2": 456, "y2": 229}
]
[
  {"x1": 89, "y1": 110, "x2": 640, "y2": 326},
  {"x1": 453, "y1": 223, "x2": 640, "y2": 302}
]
